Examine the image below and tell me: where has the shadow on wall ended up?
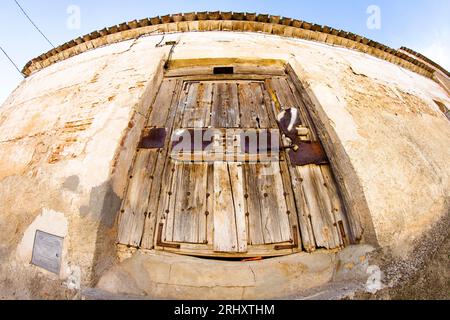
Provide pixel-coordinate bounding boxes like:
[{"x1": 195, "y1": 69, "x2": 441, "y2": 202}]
[{"x1": 79, "y1": 180, "x2": 123, "y2": 285}]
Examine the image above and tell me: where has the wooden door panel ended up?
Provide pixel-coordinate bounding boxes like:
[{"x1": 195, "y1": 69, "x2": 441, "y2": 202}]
[
  {"x1": 243, "y1": 163, "x2": 264, "y2": 245},
  {"x1": 211, "y1": 83, "x2": 240, "y2": 128},
  {"x1": 238, "y1": 82, "x2": 270, "y2": 129},
  {"x1": 319, "y1": 165, "x2": 351, "y2": 246},
  {"x1": 228, "y1": 163, "x2": 248, "y2": 253},
  {"x1": 139, "y1": 80, "x2": 185, "y2": 249},
  {"x1": 117, "y1": 149, "x2": 158, "y2": 246},
  {"x1": 213, "y1": 162, "x2": 247, "y2": 253},
  {"x1": 147, "y1": 80, "x2": 178, "y2": 127},
  {"x1": 142, "y1": 81, "x2": 190, "y2": 248},
  {"x1": 297, "y1": 165, "x2": 341, "y2": 249},
  {"x1": 284, "y1": 160, "x2": 316, "y2": 252},
  {"x1": 117, "y1": 79, "x2": 179, "y2": 247},
  {"x1": 244, "y1": 163, "x2": 291, "y2": 245},
  {"x1": 160, "y1": 161, "x2": 180, "y2": 243},
  {"x1": 269, "y1": 77, "x2": 317, "y2": 140},
  {"x1": 182, "y1": 82, "x2": 214, "y2": 128},
  {"x1": 266, "y1": 77, "x2": 353, "y2": 251},
  {"x1": 171, "y1": 163, "x2": 208, "y2": 244}
]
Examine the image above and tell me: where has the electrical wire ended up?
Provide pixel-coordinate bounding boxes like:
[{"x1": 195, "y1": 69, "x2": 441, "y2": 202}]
[
  {"x1": 0, "y1": 46, "x2": 24, "y2": 77},
  {"x1": 13, "y1": 0, "x2": 55, "y2": 48}
]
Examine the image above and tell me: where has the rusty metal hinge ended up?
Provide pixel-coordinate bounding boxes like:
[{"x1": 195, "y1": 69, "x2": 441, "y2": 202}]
[
  {"x1": 288, "y1": 142, "x2": 328, "y2": 166},
  {"x1": 156, "y1": 223, "x2": 181, "y2": 249},
  {"x1": 139, "y1": 128, "x2": 167, "y2": 149},
  {"x1": 274, "y1": 226, "x2": 299, "y2": 250}
]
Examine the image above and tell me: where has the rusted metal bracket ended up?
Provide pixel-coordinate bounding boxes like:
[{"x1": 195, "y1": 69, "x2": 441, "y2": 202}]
[
  {"x1": 139, "y1": 128, "x2": 167, "y2": 149},
  {"x1": 274, "y1": 226, "x2": 299, "y2": 250},
  {"x1": 277, "y1": 108, "x2": 328, "y2": 166},
  {"x1": 156, "y1": 223, "x2": 181, "y2": 249},
  {"x1": 288, "y1": 142, "x2": 328, "y2": 166}
]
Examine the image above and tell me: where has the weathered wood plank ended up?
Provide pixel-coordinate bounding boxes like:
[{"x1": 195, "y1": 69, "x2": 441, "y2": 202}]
[
  {"x1": 259, "y1": 163, "x2": 291, "y2": 244},
  {"x1": 167, "y1": 74, "x2": 274, "y2": 82},
  {"x1": 228, "y1": 163, "x2": 248, "y2": 252},
  {"x1": 279, "y1": 159, "x2": 303, "y2": 251},
  {"x1": 258, "y1": 164, "x2": 280, "y2": 244},
  {"x1": 117, "y1": 149, "x2": 158, "y2": 246},
  {"x1": 263, "y1": 79, "x2": 284, "y2": 128},
  {"x1": 212, "y1": 83, "x2": 227, "y2": 128},
  {"x1": 181, "y1": 82, "x2": 199, "y2": 128},
  {"x1": 206, "y1": 164, "x2": 214, "y2": 245},
  {"x1": 238, "y1": 83, "x2": 254, "y2": 128},
  {"x1": 251, "y1": 82, "x2": 271, "y2": 128},
  {"x1": 268, "y1": 77, "x2": 295, "y2": 109},
  {"x1": 272, "y1": 162, "x2": 295, "y2": 242},
  {"x1": 320, "y1": 165, "x2": 352, "y2": 245},
  {"x1": 199, "y1": 82, "x2": 214, "y2": 128},
  {"x1": 148, "y1": 79, "x2": 178, "y2": 126},
  {"x1": 284, "y1": 76, "x2": 319, "y2": 141},
  {"x1": 238, "y1": 82, "x2": 270, "y2": 128},
  {"x1": 285, "y1": 158, "x2": 317, "y2": 252},
  {"x1": 173, "y1": 163, "x2": 194, "y2": 243},
  {"x1": 172, "y1": 163, "x2": 208, "y2": 243},
  {"x1": 234, "y1": 65, "x2": 286, "y2": 76},
  {"x1": 156, "y1": 242, "x2": 298, "y2": 258},
  {"x1": 181, "y1": 82, "x2": 213, "y2": 128},
  {"x1": 212, "y1": 83, "x2": 240, "y2": 128},
  {"x1": 227, "y1": 83, "x2": 240, "y2": 128},
  {"x1": 310, "y1": 165, "x2": 342, "y2": 248},
  {"x1": 298, "y1": 165, "x2": 340, "y2": 249},
  {"x1": 141, "y1": 148, "x2": 173, "y2": 247},
  {"x1": 269, "y1": 77, "x2": 318, "y2": 140},
  {"x1": 213, "y1": 163, "x2": 238, "y2": 252},
  {"x1": 194, "y1": 164, "x2": 209, "y2": 245},
  {"x1": 244, "y1": 163, "x2": 264, "y2": 245},
  {"x1": 163, "y1": 161, "x2": 181, "y2": 242}
]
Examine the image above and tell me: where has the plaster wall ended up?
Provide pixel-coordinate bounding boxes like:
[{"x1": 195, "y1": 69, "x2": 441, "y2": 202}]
[{"x1": 0, "y1": 31, "x2": 449, "y2": 292}]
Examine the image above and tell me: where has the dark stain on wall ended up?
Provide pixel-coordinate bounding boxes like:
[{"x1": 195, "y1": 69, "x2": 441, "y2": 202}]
[
  {"x1": 80, "y1": 181, "x2": 122, "y2": 228},
  {"x1": 63, "y1": 176, "x2": 80, "y2": 192}
]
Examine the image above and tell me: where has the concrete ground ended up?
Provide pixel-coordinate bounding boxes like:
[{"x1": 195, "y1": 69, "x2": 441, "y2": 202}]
[
  {"x1": 94, "y1": 246, "x2": 373, "y2": 300},
  {"x1": 2, "y1": 237, "x2": 448, "y2": 300}
]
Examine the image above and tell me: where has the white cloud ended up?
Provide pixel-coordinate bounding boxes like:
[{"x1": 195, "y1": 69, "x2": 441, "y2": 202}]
[{"x1": 417, "y1": 28, "x2": 450, "y2": 71}]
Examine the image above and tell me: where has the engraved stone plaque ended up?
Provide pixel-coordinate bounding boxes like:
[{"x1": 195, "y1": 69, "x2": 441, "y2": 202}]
[{"x1": 31, "y1": 230, "x2": 64, "y2": 274}]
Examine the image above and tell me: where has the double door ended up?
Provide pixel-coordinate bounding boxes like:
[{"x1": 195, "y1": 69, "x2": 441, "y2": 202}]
[{"x1": 118, "y1": 75, "x2": 358, "y2": 257}]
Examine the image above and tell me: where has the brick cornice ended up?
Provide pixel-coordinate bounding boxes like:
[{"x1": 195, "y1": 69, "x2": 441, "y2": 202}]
[{"x1": 22, "y1": 12, "x2": 444, "y2": 80}]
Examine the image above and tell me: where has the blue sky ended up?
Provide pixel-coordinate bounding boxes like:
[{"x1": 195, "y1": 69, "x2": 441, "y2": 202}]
[{"x1": 1, "y1": 0, "x2": 449, "y2": 104}]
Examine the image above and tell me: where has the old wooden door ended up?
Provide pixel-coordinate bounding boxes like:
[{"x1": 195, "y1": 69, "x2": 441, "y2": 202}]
[{"x1": 117, "y1": 72, "x2": 361, "y2": 258}]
